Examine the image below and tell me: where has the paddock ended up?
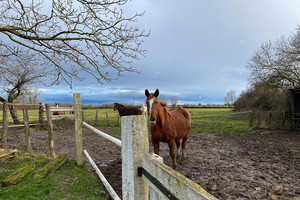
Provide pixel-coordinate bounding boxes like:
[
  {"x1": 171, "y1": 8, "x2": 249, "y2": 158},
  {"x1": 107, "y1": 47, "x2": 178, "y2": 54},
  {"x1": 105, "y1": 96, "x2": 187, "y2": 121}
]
[
  {"x1": 2, "y1": 118, "x2": 300, "y2": 199},
  {"x1": 1, "y1": 96, "x2": 300, "y2": 199}
]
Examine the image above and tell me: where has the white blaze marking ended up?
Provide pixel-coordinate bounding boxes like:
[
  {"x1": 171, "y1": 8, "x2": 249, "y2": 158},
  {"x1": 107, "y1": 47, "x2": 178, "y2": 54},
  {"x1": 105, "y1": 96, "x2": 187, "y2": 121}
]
[{"x1": 149, "y1": 98, "x2": 155, "y2": 118}]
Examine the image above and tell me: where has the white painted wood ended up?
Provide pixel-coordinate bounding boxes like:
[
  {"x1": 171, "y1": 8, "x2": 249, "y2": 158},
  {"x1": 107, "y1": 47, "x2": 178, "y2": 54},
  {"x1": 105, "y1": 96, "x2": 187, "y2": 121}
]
[
  {"x1": 51, "y1": 115, "x2": 74, "y2": 119},
  {"x1": 121, "y1": 115, "x2": 149, "y2": 200},
  {"x1": 84, "y1": 149, "x2": 121, "y2": 200},
  {"x1": 83, "y1": 122, "x2": 121, "y2": 147},
  {"x1": 49, "y1": 107, "x2": 74, "y2": 112},
  {"x1": 142, "y1": 154, "x2": 219, "y2": 200}
]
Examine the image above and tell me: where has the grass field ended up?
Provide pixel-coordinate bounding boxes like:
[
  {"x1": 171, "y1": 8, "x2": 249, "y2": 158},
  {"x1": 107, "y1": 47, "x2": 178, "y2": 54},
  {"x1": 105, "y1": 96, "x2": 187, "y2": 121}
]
[
  {"x1": 0, "y1": 107, "x2": 252, "y2": 135},
  {"x1": 82, "y1": 107, "x2": 252, "y2": 134},
  {"x1": 0, "y1": 152, "x2": 106, "y2": 200}
]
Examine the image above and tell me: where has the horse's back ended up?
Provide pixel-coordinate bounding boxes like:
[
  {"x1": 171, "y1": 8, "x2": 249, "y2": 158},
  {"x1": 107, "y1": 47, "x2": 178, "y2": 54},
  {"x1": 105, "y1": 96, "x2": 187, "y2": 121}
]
[
  {"x1": 170, "y1": 106, "x2": 191, "y2": 122},
  {"x1": 170, "y1": 106, "x2": 191, "y2": 138}
]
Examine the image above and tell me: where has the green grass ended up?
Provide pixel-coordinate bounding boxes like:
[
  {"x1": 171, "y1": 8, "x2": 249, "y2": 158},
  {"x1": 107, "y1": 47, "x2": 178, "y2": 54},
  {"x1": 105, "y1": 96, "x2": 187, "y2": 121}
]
[
  {"x1": 0, "y1": 110, "x2": 40, "y2": 125},
  {"x1": 1, "y1": 107, "x2": 252, "y2": 135},
  {"x1": 82, "y1": 107, "x2": 251, "y2": 135},
  {"x1": 0, "y1": 152, "x2": 107, "y2": 200},
  {"x1": 187, "y1": 108, "x2": 251, "y2": 134}
]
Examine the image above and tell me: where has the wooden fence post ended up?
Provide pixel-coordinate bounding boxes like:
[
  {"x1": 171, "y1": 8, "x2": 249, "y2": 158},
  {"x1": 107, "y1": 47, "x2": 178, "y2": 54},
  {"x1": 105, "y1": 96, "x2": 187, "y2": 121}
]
[
  {"x1": 2, "y1": 102, "x2": 8, "y2": 149},
  {"x1": 82, "y1": 111, "x2": 85, "y2": 121},
  {"x1": 121, "y1": 115, "x2": 149, "y2": 200},
  {"x1": 249, "y1": 110, "x2": 255, "y2": 128},
  {"x1": 106, "y1": 112, "x2": 109, "y2": 126},
  {"x1": 46, "y1": 104, "x2": 56, "y2": 158},
  {"x1": 117, "y1": 114, "x2": 120, "y2": 127},
  {"x1": 23, "y1": 108, "x2": 32, "y2": 153},
  {"x1": 39, "y1": 102, "x2": 44, "y2": 124},
  {"x1": 95, "y1": 109, "x2": 98, "y2": 125},
  {"x1": 74, "y1": 93, "x2": 83, "y2": 166}
]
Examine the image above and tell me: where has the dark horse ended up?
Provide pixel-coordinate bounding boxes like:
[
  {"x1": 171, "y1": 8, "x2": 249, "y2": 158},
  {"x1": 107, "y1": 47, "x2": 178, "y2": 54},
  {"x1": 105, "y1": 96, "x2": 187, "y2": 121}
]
[
  {"x1": 145, "y1": 89, "x2": 191, "y2": 169},
  {"x1": 114, "y1": 103, "x2": 142, "y2": 116}
]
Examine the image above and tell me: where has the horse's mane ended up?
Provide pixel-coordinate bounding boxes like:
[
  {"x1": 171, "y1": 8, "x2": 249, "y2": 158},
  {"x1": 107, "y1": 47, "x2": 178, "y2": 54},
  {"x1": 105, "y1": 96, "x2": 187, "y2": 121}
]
[
  {"x1": 160, "y1": 101, "x2": 168, "y2": 108},
  {"x1": 159, "y1": 101, "x2": 174, "y2": 119},
  {"x1": 116, "y1": 103, "x2": 125, "y2": 109}
]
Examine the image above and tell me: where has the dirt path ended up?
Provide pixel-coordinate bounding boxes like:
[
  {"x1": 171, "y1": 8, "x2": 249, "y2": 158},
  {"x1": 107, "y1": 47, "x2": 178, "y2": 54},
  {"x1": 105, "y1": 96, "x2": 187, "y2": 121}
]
[{"x1": 4, "y1": 119, "x2": 300, "y2": 200}]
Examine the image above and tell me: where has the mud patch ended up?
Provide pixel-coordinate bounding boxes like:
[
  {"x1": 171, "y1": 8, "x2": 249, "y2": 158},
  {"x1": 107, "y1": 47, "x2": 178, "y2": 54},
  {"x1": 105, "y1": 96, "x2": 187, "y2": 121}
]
[{"x1": 4, "y1": 121, "x2": 300, "y2": 200}]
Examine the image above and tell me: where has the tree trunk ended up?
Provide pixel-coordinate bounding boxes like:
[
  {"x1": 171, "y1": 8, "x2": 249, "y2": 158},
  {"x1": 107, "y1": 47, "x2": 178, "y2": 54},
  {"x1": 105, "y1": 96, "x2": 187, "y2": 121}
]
[{"x1": 9, "y1": 105, "x2": 20, "y2": 124}]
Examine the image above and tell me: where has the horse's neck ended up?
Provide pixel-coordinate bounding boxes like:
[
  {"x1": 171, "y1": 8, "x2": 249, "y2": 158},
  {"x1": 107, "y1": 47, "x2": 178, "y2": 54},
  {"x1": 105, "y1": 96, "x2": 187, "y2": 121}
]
[
  {"x1": 118, "y1": 105, "x2": 125, "y2": 111},
  {"x1": 156, "y1": 104, "x2": 171, "y2": 125}
]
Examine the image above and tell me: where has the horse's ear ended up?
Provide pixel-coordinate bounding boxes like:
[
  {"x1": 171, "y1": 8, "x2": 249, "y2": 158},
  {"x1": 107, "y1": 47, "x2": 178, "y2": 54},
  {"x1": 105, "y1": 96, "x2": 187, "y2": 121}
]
[
  {"x1": 145, "y1": 89, "x2": 150, "y2": 97},
  {"x1": 154, "y1": 89, "x2": 159, "y2": 97}
]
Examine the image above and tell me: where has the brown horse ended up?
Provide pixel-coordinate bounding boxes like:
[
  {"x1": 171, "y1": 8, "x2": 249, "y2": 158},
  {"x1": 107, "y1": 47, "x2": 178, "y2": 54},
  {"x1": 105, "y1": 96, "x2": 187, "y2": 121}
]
[
  {"x1": 53, "y1": 103, "x2": 64, "y2": 115},
  {"x1": 145, "y1": 89, "x2": 191, "y2": 169}
]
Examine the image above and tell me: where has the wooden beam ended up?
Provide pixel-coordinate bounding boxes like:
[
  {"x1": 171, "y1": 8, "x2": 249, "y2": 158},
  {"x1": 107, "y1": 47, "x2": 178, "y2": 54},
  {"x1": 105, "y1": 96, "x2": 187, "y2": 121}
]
[
  {"x1": 23, "y1": 108, "x2": 32, "y2": 153},
  {"x1": 73, "y1": 93, "x2": 83, "y2": 166},
  {"x1": 46, "y1": 104, "x2": 56, "y2": 158},
  {"x1": 121, "y1": 116, "x2": 149, "y2": 200},
  {"x1": 2, "y1": 102, "x2": 8, "y2": 149}
]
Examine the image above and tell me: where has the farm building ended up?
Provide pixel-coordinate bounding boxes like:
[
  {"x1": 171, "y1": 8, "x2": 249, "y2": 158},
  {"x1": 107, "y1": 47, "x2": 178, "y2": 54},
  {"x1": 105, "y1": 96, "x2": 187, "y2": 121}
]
[{"x1": 287, "y1": 88, "x2": 300, "y2": 127}]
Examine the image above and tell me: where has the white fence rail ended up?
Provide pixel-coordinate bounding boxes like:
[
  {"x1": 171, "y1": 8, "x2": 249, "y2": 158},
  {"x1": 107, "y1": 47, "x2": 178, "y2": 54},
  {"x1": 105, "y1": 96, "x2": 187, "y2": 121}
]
[
  {"x1": 84, "y1": 150, "x2": 121, "y2": 200},
  {"x1": 49, "y1": 107, "x2": 74, "y2": 112},
  {"x1": 82, "y1": 121, "x2": 121, "y2": 147}
]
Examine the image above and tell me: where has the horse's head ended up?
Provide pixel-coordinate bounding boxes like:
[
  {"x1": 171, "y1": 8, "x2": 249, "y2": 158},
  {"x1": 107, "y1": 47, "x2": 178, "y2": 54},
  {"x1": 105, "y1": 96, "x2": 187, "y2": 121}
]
[
  {"x1": 55, "y1": 103, "x2": 60, "y2": 107},
  {"x1": 114, "y1": 103, "x2": 118, "y2": 111},
  {"x1": 145, "y1": 89, "x2": 160, "y2": 124}
]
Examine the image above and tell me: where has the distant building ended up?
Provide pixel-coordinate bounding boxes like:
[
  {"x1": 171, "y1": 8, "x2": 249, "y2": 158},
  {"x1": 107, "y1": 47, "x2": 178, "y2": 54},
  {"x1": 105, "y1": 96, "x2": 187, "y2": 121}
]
[{"x1": 287, "y1": 88, "x2": 300, "y2": 128}]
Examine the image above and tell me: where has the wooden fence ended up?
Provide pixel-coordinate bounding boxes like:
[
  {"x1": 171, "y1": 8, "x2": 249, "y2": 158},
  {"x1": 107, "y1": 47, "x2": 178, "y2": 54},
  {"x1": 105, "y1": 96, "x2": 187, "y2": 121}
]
[
  {"x1": 1, "y1": 102, "x2": 74, "y2": 157},
  {"x1": 72, "y1": 93, "x2": 218, "y2": 200},
  {"x1": 1, "y1": 94, "x2": 218, "y2": 199}
]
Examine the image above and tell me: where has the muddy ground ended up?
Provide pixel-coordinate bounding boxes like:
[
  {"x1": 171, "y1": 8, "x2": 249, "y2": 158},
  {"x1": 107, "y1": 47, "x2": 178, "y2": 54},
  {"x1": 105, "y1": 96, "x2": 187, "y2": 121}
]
[{"x1": 3, "y1": 119, "x2": 300, "y2": 200}]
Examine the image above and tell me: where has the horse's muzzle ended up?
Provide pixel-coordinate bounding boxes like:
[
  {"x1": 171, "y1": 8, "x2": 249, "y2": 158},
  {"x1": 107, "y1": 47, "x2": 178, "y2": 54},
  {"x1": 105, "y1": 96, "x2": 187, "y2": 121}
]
[{"x1": 149, "y1": 117, "x2": 156, "y2": 125}]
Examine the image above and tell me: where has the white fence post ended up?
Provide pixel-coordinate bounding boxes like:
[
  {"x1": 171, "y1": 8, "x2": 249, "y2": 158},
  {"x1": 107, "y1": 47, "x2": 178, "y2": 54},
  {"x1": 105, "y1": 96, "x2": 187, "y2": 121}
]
[{"x1": 121, "y1": 115, "x2": 149, "y2": 200}]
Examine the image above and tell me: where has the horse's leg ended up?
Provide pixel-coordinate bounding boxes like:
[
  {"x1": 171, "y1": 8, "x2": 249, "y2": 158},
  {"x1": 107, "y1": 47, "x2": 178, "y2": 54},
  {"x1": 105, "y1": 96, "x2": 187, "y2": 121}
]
[
  {"x1": 176, "y1": 141, "x2": 181, "y2": 158},
  {"x1": 181, "y1": 135, "x2": 189, "y2": 162},
  {"x1": 168, "y1": 140, "x2": 177, "y2": 169},
  {"x1": 152, "y1": 138, "x2": 160, "y2": 155}
]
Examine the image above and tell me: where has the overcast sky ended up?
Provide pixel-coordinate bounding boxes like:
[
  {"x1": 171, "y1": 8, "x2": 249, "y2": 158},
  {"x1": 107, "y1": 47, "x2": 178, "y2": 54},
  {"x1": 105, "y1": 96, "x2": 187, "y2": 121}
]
[{"x1": 2, "y1": 0, "x2": 300, "y2": 105}]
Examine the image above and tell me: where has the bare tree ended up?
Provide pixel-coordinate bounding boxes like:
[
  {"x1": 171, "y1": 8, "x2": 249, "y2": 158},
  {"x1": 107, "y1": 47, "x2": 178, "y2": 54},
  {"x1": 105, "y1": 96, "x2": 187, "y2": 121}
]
[
  {"x1": 0, "y1": 50, "x2": 49, "y2": 123},
  {"x1": 16, "y1": 87, "x2": 42, "y2": 104},
  {"x1": 171, "y1": 95, "x2": 178, "y2": 107},
  {"x1": 224, "y1": 90, "x2": 236, "y2": 106},
  {"x1": 248, "y1": 27, "x2": 300, "y2": 89},
  {"x1": 0, "y1": 0, "x2": 149, "y2": 86},
  {"x1": 159, "y1": 94, "x2": 167, "y2": 103}
]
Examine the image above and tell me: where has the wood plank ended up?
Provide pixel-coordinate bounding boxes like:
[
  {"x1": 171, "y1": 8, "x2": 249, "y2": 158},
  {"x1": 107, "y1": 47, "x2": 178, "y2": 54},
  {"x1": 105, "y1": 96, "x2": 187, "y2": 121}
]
[
  {"x1": 49, "y1": 107, "x2": 74, "y2": 112},
  {"x1": 73, "y1": 93, "x2": 83, "y2": 166},
  {"x1": 33, "y1": 156, "x2": 68, "y2": 183},
  {"x1": 142, "y1": 154, "x2": 218, "y2": 200},
  {"x1": 0, "y1": 149, "x2": 18, "y2": 160},
  {"x1": 46, "y1": 104, "x2": 56, "y2": 158},
  {"x1": 2, "y1": 163, "x2": 36, "y2": 186},
  {"x1": 23, "y1": 108, "x2": 32, "y2": 153},
  {"x1": 2, "y1": 102, "x2": 8, "y2": 149}
]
